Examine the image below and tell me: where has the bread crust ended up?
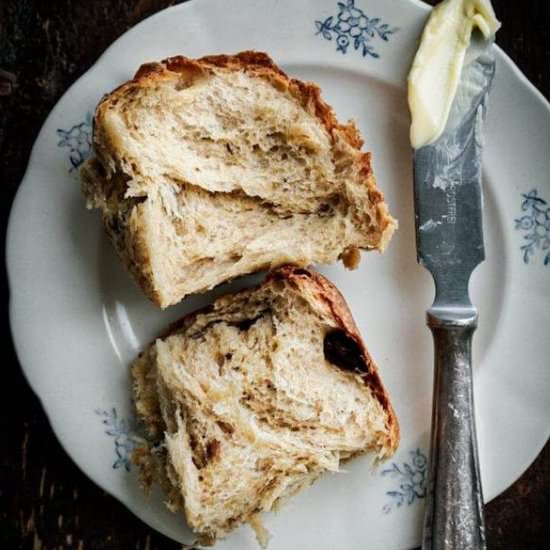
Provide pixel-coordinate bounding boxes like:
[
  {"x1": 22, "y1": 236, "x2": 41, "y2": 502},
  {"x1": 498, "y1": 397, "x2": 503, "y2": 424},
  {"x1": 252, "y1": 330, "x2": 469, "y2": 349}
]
[
  {"x1": 270, "y1": 267, "x2": 399, "y2": 453},
  {"x1": 98, "y1": 51, "x2": 394, "y2": 239},
  {"x1": 88, "y1": 51, "x2": 397, "y2": 307},
  {"x1": 132, "y1": 266, "x2": 399, "y2": 544}
]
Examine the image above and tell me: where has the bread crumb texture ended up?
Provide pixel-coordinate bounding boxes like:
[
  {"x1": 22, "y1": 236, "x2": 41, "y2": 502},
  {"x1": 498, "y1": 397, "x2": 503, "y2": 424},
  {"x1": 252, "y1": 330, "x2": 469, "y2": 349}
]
[
  {"x1": 81, "y1": 51, "x2": 397, "y2": 308},
  {"x1": 132, "y1": 266, "x2": 399, "y2": 545}
]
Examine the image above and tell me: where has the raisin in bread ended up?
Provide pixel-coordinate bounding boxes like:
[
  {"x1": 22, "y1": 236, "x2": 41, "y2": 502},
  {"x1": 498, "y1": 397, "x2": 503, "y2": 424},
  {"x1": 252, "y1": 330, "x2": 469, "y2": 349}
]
[{"x1": 132, "y1": 266, "x2": 399, "y2": 546}]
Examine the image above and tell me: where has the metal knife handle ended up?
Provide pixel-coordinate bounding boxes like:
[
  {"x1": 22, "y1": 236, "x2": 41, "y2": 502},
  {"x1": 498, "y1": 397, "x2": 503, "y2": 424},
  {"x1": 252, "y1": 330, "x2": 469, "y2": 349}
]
[{"x1": 422, "y1": 312, "x2": 486, "y2": 550}]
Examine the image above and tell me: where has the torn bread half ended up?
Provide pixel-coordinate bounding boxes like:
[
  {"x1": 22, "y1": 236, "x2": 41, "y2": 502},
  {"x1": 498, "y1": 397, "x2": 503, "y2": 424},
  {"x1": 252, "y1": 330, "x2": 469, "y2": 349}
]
[
  {"x1": 132, "y1": 266, "x2": 399, "y2": 546},
  {"x1": 81, "y1": 51, "x2": 397, "y2": 308}
]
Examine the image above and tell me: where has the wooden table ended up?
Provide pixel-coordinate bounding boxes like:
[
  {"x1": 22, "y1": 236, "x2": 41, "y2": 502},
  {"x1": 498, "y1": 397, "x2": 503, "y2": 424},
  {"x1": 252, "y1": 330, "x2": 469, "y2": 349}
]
[{"x1": 1, "y1": 1, "x2": 548, "y2": 548}]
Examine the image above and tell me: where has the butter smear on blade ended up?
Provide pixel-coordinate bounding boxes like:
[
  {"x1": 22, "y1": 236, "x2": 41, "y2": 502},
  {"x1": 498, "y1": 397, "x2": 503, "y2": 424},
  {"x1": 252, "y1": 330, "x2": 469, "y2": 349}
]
[{"x1": 408, "y1": 0, "x2": 500, "y2": 149}]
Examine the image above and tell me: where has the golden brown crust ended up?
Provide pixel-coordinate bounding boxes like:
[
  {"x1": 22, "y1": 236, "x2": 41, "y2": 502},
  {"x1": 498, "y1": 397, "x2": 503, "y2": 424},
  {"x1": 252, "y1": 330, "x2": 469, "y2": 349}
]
[
  {"x1": 267, "y1": 266, "x2": 399, "y2": 454},
  {"x1": 94, "y1": 50, "x2": 393, "y2": 223},
  {"x1": 132, "y1": 265, "x2": 398, "y2": 542},
  {"x1": 89, "y1": 51, "x2": 397, "y2": 307},
  {"x1": 138, "y1": 51, "x2": 368, "y2": 155}
]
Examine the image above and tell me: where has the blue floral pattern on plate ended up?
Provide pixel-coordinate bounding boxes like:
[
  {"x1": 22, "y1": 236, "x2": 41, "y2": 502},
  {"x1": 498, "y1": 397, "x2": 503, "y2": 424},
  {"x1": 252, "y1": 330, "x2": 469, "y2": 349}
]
[
  {"x1": 381, "y1": 448, "x2": 427, "y2": 513},
  {"x1": 95, "y1": 408, "x2": 141, "y2": 472},
  {"x1": 57, "y1": 112, "x2": 93, "y2": 170},
  {"x1": 514, "y1": 189, "x2": 550, "y2": 266},
  {"x1": 315, "y1": 0, "x2": 398, "y2": 58}
]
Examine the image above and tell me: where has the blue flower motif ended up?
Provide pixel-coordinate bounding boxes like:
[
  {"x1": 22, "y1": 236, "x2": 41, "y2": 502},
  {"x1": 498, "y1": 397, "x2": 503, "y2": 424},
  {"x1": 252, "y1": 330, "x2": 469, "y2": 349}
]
[
  {"x1": 338, "y1": 2, "x2": 362, "y2": 23},
  {"x1": 381, "y1": 448, "x2": 428, "y2": 513},
  {"x1": 315, "y1": 0, "x2": 398, "y2": 59},
  {"x1": 57, "y1": 112, "x2": 93, "y2": 170},
  {"x1": 514, "y1": 189, "x2": 550, "y2": 266},
  {"x1": 517, "y1": 216, "x2": 534, "y2": 231},
  {"x1": 95, "y1": 408, "x2": 141, "y2": 471},
  {"x1": 337, "y1": 34, "x2": 350, "y2": 53},
  {"x1": 412, "y1": 450, "x2": 427, "y2": 469}
]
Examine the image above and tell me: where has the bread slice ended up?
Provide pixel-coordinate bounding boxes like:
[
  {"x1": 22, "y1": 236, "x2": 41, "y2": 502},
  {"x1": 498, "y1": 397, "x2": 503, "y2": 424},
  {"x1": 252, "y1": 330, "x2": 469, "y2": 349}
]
[
  {"x1": 81, "y1": 51, "x2": 397, "y2": 308},
  {"x1": 132, "y1": 266, "x2": 399, "y2": 546}
]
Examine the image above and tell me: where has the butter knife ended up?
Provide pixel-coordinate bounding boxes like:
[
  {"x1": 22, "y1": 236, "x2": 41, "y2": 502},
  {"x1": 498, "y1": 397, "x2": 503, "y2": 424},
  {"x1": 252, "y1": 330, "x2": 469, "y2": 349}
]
[{"x1": 413, "y1": 38, "x2": 496, "y2": 549}]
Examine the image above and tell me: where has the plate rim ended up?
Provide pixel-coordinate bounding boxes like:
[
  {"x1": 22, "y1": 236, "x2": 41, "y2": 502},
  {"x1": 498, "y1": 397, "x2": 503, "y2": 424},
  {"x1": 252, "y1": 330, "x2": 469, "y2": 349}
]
[{"x1": 7, "y1": 0, "x2": 550, "y2": 546}]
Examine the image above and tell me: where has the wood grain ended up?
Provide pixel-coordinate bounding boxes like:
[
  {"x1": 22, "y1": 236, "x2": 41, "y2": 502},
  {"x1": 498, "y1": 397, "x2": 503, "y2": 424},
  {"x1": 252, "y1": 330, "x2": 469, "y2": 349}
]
[{"x1": 1, "y1": 1, "x2": 548, "y2": 548}]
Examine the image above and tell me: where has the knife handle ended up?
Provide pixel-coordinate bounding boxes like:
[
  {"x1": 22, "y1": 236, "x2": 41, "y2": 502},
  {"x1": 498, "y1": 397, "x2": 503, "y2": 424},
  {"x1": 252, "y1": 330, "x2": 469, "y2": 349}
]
[{"x1": 422, "y1": 312, "x2": 486, "y2": 550}]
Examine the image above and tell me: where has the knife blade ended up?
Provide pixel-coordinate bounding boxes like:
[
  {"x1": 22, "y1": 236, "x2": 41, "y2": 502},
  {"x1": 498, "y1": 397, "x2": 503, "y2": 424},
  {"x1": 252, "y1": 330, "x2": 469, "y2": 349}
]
[{"x1": 413, "y1": 38, "x2": 496, "y2": 550}]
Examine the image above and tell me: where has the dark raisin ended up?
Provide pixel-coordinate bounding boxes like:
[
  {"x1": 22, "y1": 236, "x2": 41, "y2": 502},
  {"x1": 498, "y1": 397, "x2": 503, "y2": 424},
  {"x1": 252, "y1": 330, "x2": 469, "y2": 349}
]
[{"x1": 323, "y1": 330, "x2": 368, "y2": 375}]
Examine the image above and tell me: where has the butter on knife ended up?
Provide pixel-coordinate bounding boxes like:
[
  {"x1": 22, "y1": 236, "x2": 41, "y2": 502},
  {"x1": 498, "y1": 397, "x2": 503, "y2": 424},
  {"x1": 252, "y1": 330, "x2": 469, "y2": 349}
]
[{"x1": 408, "y1": 0, "x2": 500, "y2": 149}]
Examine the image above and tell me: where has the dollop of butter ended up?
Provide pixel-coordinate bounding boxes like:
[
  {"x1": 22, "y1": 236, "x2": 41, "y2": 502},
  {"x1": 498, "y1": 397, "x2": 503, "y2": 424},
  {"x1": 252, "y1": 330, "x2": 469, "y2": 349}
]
[{"x1": 408, "y1": 0, "x2": 500, "y2": 149}]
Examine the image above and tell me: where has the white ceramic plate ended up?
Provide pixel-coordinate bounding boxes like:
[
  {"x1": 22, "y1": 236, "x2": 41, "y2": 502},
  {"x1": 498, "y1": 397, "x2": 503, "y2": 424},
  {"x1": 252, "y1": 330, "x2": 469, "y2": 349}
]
[{"x1": 7, "y1": 0, "x2": 550, "y2": 548}]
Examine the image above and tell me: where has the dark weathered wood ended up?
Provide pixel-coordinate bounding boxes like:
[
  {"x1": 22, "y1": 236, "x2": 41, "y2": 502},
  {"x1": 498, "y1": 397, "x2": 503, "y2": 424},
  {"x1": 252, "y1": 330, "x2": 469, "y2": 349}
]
[{"x1": 1, "y1": 1, "x2": 548, "y2": 548}]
